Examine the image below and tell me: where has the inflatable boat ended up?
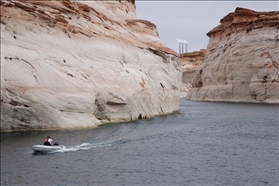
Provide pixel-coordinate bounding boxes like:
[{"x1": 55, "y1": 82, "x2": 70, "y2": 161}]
[{"x1": 33, "y1": 144, "x2": 65, "y2": 153}]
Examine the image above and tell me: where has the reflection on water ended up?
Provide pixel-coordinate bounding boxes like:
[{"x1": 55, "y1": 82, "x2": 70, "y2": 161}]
[{"x1": 1, "y1": 99, "x2": 278, "y2": 185}]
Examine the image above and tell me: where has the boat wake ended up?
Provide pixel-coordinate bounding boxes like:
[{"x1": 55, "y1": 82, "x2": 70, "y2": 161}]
[{"x1": 51, "y1": 141, "x2": 113, "y2": 154}]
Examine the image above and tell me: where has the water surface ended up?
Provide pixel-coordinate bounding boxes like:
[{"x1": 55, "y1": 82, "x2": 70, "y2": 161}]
[{"x1": 1, "y1": 99, "x2": 278, "y2": 185}]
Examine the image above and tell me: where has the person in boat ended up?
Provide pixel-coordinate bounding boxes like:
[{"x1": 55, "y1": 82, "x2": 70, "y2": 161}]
[{"x1": 43, "y1": 136, "x2": 54, "y2": 146}]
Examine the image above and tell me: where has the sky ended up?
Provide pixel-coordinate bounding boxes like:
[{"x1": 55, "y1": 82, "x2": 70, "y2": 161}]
[{"x1": 135, "y1": 1, "x2": 278, "y2": 53}]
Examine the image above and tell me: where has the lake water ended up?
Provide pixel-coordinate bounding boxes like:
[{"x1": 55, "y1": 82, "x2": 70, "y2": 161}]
[{"x1": 1, "y1": 99, "x2": 278, "y2": 185}]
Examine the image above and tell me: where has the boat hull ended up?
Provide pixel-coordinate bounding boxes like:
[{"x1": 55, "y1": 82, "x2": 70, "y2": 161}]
[{"x1": 33, "y1": 145, "x2": 65, "y2": 152}]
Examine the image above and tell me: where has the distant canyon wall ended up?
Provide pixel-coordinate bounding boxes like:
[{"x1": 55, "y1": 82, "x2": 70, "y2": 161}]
[
  {"x1": 1, "y1": 1, "x2": 181, "y2": 132},
  {"x1": 179, "y1": 49, "x2": 205, "y2": 98},
  {"x1": 186, "y1": 7, "x2": 279, "y2": 103}
]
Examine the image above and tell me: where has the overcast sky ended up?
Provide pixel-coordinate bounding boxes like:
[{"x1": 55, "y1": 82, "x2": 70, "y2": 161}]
[{"x1": 135, "y1": 1, "x2": 278, "y2": 53}]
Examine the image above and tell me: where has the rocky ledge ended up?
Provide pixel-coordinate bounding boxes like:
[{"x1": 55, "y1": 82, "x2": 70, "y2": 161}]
[
  {"x1": 186, "y1": 7, "x2": 279, "y2": 103},
  {"x1": 1, "y1": 0, "x2": 181, "y2": 132}
]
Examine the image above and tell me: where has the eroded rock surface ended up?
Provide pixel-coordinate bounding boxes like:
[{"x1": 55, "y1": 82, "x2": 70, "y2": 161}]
[
  {"x1": 1, "y1": 0, "x2": 181, "y2": 131},
  {"x1": 186, "y1": 7, "x2": 279, "y2": 103},
  {"x1": 180, "y1": 49, "x2": 205, "y2": 97}
]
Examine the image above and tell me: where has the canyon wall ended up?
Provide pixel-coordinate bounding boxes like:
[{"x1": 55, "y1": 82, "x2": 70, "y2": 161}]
[
  {"x1": 186, "y1": 7, "x2": 279, "y2": 103},
  {"x1": 1, "y1": 0, "x2": 181, "y2": 132},
  {"x1": 180, "y1": 49, "x2": 205, "y2": 97}
]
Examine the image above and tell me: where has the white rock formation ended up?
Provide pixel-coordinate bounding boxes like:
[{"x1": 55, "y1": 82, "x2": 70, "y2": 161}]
[
  {"x1": 180, "y1": 63, "x2": 195, "y2": 98},
  {"x1": 1, "y1": 1, "x2": 181, "y2": 131},
  {"x1": 186, "y1": 7, "x2": 279, "y2": 103},
  {"x1": 179, "y1": 49, "x2": 205, "y2": 98}
]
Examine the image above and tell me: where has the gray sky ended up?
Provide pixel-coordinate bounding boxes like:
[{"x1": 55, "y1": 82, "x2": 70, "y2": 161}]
[{"x1": 135, "y1": 1, "x2": 278, "y2": 53}]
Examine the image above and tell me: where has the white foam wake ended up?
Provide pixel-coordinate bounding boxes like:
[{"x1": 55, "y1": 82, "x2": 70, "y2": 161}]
[{"x1": 51, "y1": 141, "x2": 113, "y2": 153}]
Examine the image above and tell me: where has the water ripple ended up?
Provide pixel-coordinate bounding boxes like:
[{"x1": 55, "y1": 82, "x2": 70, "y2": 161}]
[{"x1": 1, "y1": 99, "x2": 278, "y2": 185}]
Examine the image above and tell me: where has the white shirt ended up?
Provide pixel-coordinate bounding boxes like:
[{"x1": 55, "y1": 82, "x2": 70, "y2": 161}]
[{"x1": 48, "y1": 138, "x2": 53, "y2": 144}]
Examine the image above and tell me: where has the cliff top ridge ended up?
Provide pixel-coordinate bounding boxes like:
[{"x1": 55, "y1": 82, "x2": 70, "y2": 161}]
[
  {"x1": 1, "y1": 0, "x2": 176, "y2": 55},
  {"x1": 207, "y1": 7, "x2": 279, "y2": 37}
]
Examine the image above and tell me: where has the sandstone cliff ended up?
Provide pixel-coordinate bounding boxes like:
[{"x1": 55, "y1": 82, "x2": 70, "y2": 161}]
[
  {"x1": 1, "y1": 0, "x2": 181, "y2": 132},
  {"x1": 186, "y1": 7, "x2": 279, "y2": 103},
  {"x1": 180, "y1": 49, "x2": 205, "y2": 97}
]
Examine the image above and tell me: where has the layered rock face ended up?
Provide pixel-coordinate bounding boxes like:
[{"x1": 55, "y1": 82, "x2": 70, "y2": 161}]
[
  {"x1": 1, "y1": 0, "x2": 181, "y2": 132},
  {"x1": 186, "y1": 7, "x2": 279, "y2": 103},
  {"x1": 180, "y1": 49, "x2": 205, "y2": 97}
]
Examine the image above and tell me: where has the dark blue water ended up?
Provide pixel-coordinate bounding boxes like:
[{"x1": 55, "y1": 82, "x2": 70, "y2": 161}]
[{"x1": 1, "y1": 99, "x2": 278, "y2": 185}]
